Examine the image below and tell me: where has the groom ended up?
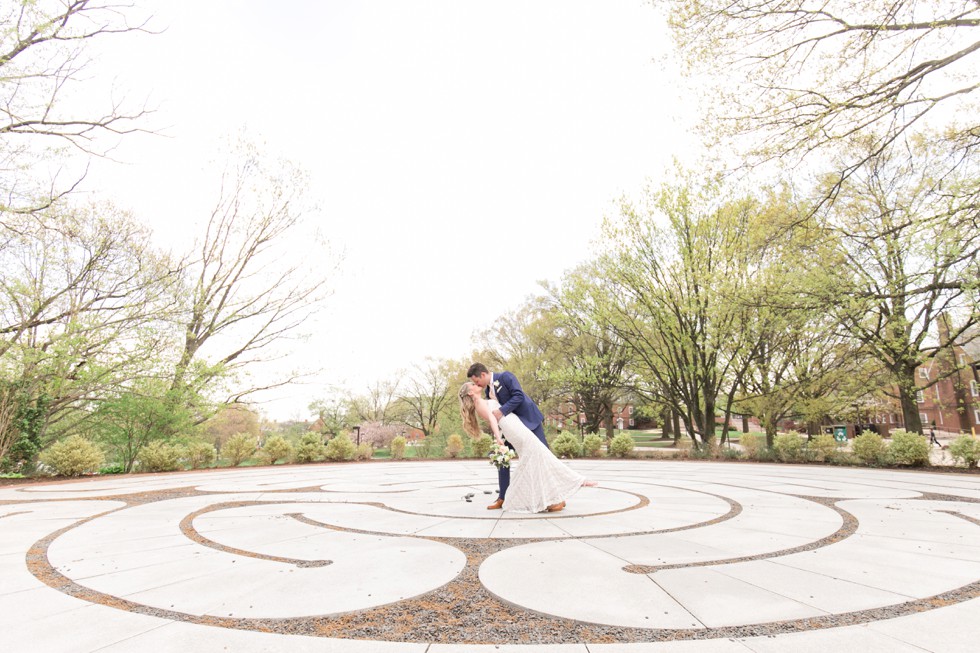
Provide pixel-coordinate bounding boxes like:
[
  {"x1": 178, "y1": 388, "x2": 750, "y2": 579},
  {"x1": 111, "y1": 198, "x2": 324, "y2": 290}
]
[{"x1": 467, "y1": 362, "x2": 549, "y2": 510}]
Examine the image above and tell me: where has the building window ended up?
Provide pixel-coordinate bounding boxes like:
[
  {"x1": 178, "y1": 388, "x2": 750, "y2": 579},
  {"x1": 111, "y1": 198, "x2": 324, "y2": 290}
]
[
  {"x1": 629, "y1": 418, "x2": 635, "y2": 427},
  {"x1": 975, "y1": 409, "x2": 980, "y2": 425},
  {"x1": 628, "y1": 405, "x2": 634, "y2": 415},
  {"x1": 916, "y1": 390, "x2": 925, "y2": 403},
  {"x1": 890, "y1": 414, "x2": 895, "y2": 423},
  {"x1": 919, "y1": 367, "x2": 929, "y2": 379},
  {"x1": 971, "y1": 380, "x2": 978, "y2": 397},
  {"x1": 919, "y1": 412, "x2": 928, "y2": 425}
]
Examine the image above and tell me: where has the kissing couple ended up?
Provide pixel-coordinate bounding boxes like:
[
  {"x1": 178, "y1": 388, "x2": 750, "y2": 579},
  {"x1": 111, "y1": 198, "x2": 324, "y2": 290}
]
[{"x1": 459, "y1": 363, "x2": 596, "y2": 513}]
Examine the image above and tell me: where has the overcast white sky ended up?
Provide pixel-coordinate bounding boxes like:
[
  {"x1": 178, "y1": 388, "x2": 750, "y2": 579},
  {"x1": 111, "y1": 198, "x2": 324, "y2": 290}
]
[{"x1": 81, "y1": 0, "x2": 698, "y2": 420}]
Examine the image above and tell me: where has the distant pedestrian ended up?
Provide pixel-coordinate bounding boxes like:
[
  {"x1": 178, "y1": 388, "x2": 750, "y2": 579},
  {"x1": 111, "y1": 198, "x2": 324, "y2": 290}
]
[{"x1": 928, "y1": 422, "x2": 941, "y2": 448}]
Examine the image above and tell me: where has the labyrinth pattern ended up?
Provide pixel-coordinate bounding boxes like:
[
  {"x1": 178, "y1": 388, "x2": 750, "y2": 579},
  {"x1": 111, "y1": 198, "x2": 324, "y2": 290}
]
[{"x1": 2, "y1": 460, "x2": 980, "y2": 652}]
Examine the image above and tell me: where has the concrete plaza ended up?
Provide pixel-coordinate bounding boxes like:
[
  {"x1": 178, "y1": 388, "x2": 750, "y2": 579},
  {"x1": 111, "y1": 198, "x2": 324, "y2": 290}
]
[{"x1": 1, "y1": 459, "x2": 978, "y2": 652}]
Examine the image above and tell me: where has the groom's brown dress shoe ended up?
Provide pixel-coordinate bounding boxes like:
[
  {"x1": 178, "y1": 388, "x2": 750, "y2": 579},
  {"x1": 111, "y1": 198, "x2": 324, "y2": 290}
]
[
  {"x1": 546, "y1": 501, "x2": 565, "y2": 512},
  {"x1": 487, "y1": 498, "x2": 504, "y2": 510}
]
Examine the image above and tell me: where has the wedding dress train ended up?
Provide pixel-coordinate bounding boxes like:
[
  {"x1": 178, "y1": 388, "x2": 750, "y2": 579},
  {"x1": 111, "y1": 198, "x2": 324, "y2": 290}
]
[{"x1": 490, "y1": 400, "x2": 587, "y2": 513}]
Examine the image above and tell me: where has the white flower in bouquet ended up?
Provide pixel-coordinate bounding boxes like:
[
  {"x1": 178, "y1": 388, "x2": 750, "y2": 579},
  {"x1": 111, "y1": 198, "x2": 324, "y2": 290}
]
[{"x1": 488, "y1": 444, "x2": 515, "y2": 469}]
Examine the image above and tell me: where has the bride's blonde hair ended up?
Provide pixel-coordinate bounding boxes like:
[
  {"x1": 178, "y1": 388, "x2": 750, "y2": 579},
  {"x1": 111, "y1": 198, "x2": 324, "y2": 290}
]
[{"x1": 458, "y1": 382, "x2": 481, "y2": 439}]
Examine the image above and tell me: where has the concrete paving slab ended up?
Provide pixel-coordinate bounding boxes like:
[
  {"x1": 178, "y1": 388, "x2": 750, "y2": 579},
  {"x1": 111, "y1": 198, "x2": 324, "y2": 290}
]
[
  {"x1": 651, "y1": 567, "x2": 826, "y2": 627},
  {"x1": 0, "y1": 598, "x2": 167, "y2": 650},
  {"x1": 712, "y1": 559, "x2": 914, "y2": 612},
  {"x1": 584, "y1": 532, "x2": 733, "y2": 566},
  {"x1": 775, "y1": 538, "x2": 980, "y2": 598},
  {"x1": 738, "y1": 624, "x2": 928, "y2": 652},
  {"x1": 93, "y1": 620, "x2": 428, "y2": 652}
]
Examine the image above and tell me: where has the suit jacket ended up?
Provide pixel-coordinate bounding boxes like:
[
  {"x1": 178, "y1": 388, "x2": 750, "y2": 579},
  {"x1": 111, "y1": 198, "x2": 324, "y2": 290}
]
[{"x1": 485, "y1": 371, "x2": 544, "y2": 432}]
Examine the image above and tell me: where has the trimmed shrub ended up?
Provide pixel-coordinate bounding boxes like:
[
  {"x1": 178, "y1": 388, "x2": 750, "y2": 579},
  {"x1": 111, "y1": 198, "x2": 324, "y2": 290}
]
[
  {"x1": 325, "y1": 433, "x2": 356, "y2": 461},
  {"x1": 552, "y1": 432, "x2": 582, "y2": 458},
  {"x1": 138, "y1": 441, "x2": 183, "y2": 472},
  {"x1": 353, "y1": 442, "x2": 374, "y2": 461},
  {"x1": 39, "y1": 435, "x2": 105, "y2": 477},
  {"x1": 690, "y1": 443, "x2": 712, "y2": 459},
  {"x1": 445, "y1": 433, "x2": 464, "y2": 459},
  {"x1": 259, "y1": 436, "x2": 292, "y2": 465},
  {"x1": 471, "y1": 434, "x2": 493, "y2": 458},
  {"x1": 184, "y1": 441, "x2": 217, "y2": 469},
  {"x1": 720, "y1": 446, "x2": 743, "y2": 460},
  {"x1": 740, "y1": 433, "x2": 767, "y2": 460},
  {"x1": 807, "y1": 434, "x2": 839, "y2": 463},
  {"x1": 887, "y1": 429, "x2": 930, "y2": 467},
  {"x1": 390, "y1": 435, "x2": 407, "y2": 460},
  {"x1": 293, "y1": 432, "x2": 326, "y2": 463},
  {"x1": 773, "y1": 433, "x2": 806, "y2": 462},
  {"x1": 949, "y1": 436, "x2": 980, "y2": 468},
  {"x1": 582, "y1": 433, "x2": 604, "y2": 457},
  {"x1": 99, "y1": 463, "x2": 125, "y2": 475},
  {"x1": 224, "y1": 433, "x2": 256, "y2": 466},
  {"x1": 852, "y1": 430, "x2": 887, "y2": 465},
  {"x1": 609, "y1": 432, "x2": 635, "y2": 458}
]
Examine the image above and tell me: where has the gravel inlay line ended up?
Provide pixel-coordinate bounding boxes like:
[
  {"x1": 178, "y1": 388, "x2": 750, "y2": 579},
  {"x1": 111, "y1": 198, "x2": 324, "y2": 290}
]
[
  {"x1": 178, "y1": 509, "x2": 333, "y2": 568},
  {"x1": 939, "y1": 510, "x2": 980, "y2": 528}
]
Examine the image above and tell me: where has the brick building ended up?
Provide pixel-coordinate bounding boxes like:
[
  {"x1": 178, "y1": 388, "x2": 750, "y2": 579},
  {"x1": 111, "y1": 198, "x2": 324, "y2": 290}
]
[
  {"x1": 863, "y1": 322, "x2": 979, "y2": 435},
  {"x1": 544, "y1": 401, "x2": 644, "y2": 432}
]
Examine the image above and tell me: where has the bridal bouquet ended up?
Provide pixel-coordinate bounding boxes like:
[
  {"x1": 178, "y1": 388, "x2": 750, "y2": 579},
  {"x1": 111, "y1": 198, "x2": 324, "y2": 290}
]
[{"x1": 488, "y1": 443, "x2": 515, "y2": 469}]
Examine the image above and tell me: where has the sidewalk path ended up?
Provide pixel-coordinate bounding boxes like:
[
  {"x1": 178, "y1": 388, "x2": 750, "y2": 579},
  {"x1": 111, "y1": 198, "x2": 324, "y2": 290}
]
[{"x1": 1, "y1": 460, "x2": 978, "y2": 651}]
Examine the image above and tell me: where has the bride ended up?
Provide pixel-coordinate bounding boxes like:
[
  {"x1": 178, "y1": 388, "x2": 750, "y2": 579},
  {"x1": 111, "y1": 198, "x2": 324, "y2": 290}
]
[{"x1": 458, "y1": 382, "x2": 596, "y2": 513}]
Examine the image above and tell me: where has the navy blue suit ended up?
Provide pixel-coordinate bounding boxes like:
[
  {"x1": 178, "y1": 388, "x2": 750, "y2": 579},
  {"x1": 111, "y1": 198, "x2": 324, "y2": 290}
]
[{"x1": 486, "y1": 371, "x2": 548, "y2": 500}]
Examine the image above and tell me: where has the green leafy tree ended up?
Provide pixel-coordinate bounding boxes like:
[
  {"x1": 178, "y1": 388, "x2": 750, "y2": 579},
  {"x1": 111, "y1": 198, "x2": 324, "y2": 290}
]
[
  {"x1": 542, "y1": 264, "x2": 633, "y2": 440},
  {"x1": 1, "y1": 202, "x2": 181, "y2": 455},
  {"x1": 599, "y1": 173, "x2": 769, "y2": 448},
  {"x1": 308, "y1": 398, "x2": 349, "y2": 438},
  {"x1": 203, "y1": 405, "x2": 261, "y2": 454},
  {"x1": 816, "y1": 138, "x2": 980, "y2": 433},
  {"x1": 91, "y1": 384, "x2": 195, "y2": 473}
]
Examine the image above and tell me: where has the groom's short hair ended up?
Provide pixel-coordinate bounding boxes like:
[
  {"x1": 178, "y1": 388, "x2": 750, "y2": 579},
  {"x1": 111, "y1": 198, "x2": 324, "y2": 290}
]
[{"x1": 467, "y1": 363, "x2": 488, "y2": 378}]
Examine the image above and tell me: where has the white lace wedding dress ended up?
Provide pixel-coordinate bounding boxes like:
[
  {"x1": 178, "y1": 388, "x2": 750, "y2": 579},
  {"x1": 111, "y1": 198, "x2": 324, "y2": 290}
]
[{"x1": 490, "y1": 400, "x2": 587, "y2": 513}]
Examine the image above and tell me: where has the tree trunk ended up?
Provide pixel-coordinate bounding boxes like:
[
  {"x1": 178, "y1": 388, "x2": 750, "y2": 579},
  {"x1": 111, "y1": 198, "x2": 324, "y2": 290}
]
[
  {"x1": 603, "y1": 403, "x2": 615, "y2": 440},
  {"x1": 765, "y1": 420, "x2": 778, "y2": 448},
  {"x1": 662, "y1": 406, "x2": 673, "y2": 439},
  {"x1": 895, "y1": 364, "x2": 923, "y2": 434}
]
